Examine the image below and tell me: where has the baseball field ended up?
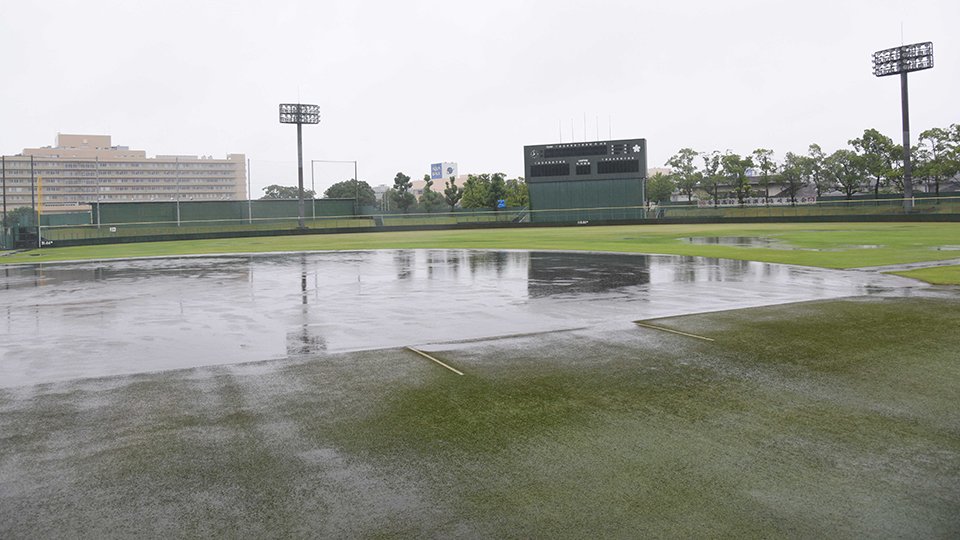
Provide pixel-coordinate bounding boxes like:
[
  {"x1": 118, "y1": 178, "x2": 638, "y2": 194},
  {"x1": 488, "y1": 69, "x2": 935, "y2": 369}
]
[{"x1": 1, "y1": 222, "x2": 958, "y2": 537}]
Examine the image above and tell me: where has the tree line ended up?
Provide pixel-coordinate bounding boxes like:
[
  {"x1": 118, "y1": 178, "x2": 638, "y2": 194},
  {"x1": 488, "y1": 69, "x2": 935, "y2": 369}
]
[
  {"x1": 651, "y1": 124, "x2": 960, "y2": 205},
  {"x1": 383, "y1": 172, "x2": 529, "y2": 213},
  {"x1": 266, "y1": 173, "x2": 530, "y2": 213}
]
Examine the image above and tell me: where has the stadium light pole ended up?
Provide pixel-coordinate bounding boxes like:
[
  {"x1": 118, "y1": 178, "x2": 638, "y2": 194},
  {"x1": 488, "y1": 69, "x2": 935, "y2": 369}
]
[
  {"x1": 872, "y1": 41, "x2": 934, "y2": 212},
  {"x1": 311, "y1": 159, "x2": 360, "y2": 214},
  {"x1": 279, "y1": 103, "x2": 321, "y2": 229}
]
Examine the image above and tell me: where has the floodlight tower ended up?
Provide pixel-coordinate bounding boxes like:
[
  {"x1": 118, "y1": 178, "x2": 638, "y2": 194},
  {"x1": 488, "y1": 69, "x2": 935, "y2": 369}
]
[
  {"x1": 279, "y1": 103, "x2": 321, "y2": 228},
  {"x1": 872, "y1": 41, "x2": 934, "y2": 211}
]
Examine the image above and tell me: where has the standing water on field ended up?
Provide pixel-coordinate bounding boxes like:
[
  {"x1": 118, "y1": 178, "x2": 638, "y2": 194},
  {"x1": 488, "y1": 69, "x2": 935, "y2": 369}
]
[{"x1": 0, "y1": 249, "x2": 921, "y2": 387}]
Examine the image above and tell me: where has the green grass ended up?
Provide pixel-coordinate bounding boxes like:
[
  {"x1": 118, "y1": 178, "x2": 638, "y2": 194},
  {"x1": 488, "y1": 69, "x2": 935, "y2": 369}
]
[
  {"x1": 5, "y1": 222, "x2": 960, "y2": 270},
  {"x1": 893, "y1": 264, "x2": 960, "y2": 285},
  {"x1": 2, "y1": 298, "x2": 958, "y2": 537}
]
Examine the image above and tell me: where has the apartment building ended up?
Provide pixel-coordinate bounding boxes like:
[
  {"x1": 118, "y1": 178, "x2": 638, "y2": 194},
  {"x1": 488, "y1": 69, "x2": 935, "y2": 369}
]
[{"x1": 1, "y1": 134, "x2": 246, "y2": 213}]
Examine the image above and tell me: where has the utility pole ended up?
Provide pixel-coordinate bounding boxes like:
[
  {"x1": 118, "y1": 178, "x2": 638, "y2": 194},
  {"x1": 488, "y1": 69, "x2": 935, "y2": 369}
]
[
  {"x1": 30, "y1": 155, "x2": 35, "y2": 221},
  {"x1": 247, "y1": 158, "x2": 253, "y2": 224},
  {"x1": 1, "y1": 156, "x2": 6, "y2": 249},
  {"x1": 95, "y1": 157, "x2": 101, "y2": 228}
]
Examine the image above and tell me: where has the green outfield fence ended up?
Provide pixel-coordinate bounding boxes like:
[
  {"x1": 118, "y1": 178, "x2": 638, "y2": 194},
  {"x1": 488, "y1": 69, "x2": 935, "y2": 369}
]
[
  {"x1": 14, "y1": 195, "x2": 960, "y2": 248},
  {"x1": 659, "y1": 195, "x2": 960, "y2": 219},
  {"x1": 34, "y1": 204, "x2": 530, "y2": 247}
]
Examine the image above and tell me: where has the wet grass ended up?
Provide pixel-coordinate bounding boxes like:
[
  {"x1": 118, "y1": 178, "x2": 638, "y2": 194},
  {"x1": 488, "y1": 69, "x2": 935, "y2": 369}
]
[
  {"x1": 893, "y1": 264, "x2": 960, "y2": 285},
  {"x1": 4, "y1": 222, "x2": 960, "y2": 270},
  {"x1": 2, "y1": 298, "x2": 958, "y2": 537}
]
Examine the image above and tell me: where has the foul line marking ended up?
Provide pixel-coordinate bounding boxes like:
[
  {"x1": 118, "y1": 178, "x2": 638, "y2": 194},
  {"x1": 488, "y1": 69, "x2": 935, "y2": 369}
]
[
  {"x1": 633, "y1": 322, "x2": 715, "y2": 342},
  {"x1": 406, "y1": 347, "x2": 465, "y2": 376}
]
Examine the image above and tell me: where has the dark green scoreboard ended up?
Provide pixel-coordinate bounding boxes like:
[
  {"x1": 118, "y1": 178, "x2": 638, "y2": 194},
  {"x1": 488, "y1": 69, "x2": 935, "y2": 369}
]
[{"x1": 524, "y1": 138, "x2": 647, "y2": 222}]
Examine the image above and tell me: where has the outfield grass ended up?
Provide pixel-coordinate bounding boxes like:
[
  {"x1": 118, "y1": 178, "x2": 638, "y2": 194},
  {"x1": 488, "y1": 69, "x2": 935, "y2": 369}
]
[
  {"x1": 893, "y1": 264, "x2": 960, "y2": 285},
  {"x1": 2, "y1": 297, "x2": 957, "y2": 537},
  {"x1": 4, "y1": 222, "x2": 960, "y2": 271}
]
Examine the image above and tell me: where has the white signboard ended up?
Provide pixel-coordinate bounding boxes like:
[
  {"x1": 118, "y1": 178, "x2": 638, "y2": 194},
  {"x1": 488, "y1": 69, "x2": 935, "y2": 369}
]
[
  {"x1": 431, "y1": 162, "x2": 458, "y2": 180},
  {"x1": 697, "y1": 196, "x2": 817, "y2": 208}
]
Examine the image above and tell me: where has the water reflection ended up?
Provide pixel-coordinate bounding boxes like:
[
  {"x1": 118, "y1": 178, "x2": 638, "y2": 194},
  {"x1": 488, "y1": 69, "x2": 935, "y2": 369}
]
[
  {"x1": 0, "y1": 258, "x2": 253, "y2": 292},
  {"x1": 287, "y1": 328, "x2": 325, "y2": 355},
  {"x1": 289, "y1": 254, "x2": 326, "y2": 355},
  {"x1": 394, "y1": 251, "x2": 415, "y2": 280},
  {"x1": 467, "y1": 251, "x2": 512, "y2": 277},
  {"x1": 682, "y1": 236, "x2": 890, "y2": 252},
  {"x1": 0, "y1": 249, "x2": 922, "y2": 387},
  {"x1": 684, "y1": 236, "x2": 781, "y2": 247},
  {"x1": 528, "y1": 252, "x2": 650, "y2": 297}
]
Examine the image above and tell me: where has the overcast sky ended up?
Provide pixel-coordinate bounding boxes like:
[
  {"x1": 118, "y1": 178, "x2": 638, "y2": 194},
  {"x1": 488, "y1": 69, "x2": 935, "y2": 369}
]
[{"x1": 2, "y1": 0, "x2": 957, "y2": 196}]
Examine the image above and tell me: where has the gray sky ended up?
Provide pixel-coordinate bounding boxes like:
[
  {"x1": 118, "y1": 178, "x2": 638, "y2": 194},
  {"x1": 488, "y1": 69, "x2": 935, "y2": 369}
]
[{"x1": 2, "y1": 0, "x2": 957, "y2": 197}]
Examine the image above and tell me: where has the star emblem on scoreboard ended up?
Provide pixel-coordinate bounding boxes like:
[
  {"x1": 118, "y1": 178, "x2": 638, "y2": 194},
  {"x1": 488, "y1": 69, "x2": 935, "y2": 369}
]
[{"x1": 631, "y1": 144, "x2": 642, "y2": 153}]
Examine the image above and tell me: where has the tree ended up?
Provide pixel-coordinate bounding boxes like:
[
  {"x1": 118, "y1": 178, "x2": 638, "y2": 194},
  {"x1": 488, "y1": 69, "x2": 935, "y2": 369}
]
[
  {"x1": 443, "y1": 177, "x2": 463, "y2": 211},
  {"x1": 881, "y1": 141, "x2": 907, "y2": 194},
  {"x1": 418, "y1": 174, "x2": 445, "y2": 213},
  {"x1": 849, "y1": 128, "x2": 895, "y2": 198},
  {"x1": 3, "y1": 206, "x2": 36, "y2": 227},
  {"x1": 645, "y1": 172, "x2": 675, "y2": 204},
  {"x1": 460, "y1": 174, "x2": 490, "y2": 209},
  {"x1": 721, "y1": 152, "x2": 753, "y2": 205},
  {"x1": 381, "y1": 188, "x2": 396, "y2": 211},
  {"x1": 389, "y1": 172, "x2": 416, "y2": 213},
  {"x1": 323, "y1": 179, "x2": 377, "y2": 206},
  {"x1": 700, "y1": 151, "x2": 723, "y2": 206},
  {"x1": 807, "y1": 144, "x2": 832, "y2": 197},
  {"x1": 751, "y1": 148, "x2": 777, "y2": 201},
  {"x1": 505, "y1": 177, "x2": 529, "y2": 207},
  {"x1": 825, "y1": 149, "x2": 865, "y2": 200},
  {"x1": 945, "y1": 123, "x2": 960, "y2": 169},
  {"x1": 779, "y1": 152, "x2": 809, "y2": 204},
  {"x1": 261, "y1": 184, "x2": 315, "y2": 199},
  {"x1": 915, "y1": 126, "x2": 960, "y2": 197},
  {"x1": 665, "y1": 148, "x2": 702, "y2": 202},
  {"x1": 486, "y1": 173, "x2": 507, "y2": 210}
]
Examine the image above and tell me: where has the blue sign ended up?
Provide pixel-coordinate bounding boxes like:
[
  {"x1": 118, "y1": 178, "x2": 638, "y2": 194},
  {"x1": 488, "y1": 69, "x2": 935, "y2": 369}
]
[
  {"x1": 430, "y1": 163, "x2": 442, "y2": 180},
  {"x1": 497, "y1": 199, "x2": 506, "y2": 209}
]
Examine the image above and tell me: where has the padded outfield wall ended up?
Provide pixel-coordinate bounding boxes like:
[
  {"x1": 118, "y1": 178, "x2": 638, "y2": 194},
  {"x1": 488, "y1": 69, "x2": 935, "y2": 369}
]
[
  {"x1": 31, "y1": 199, "x2": 362, "y2": 245},
  {"x1": 90, "y1": 199, "x2": 356, "y2": 225},
  {"x1": 527, "y1": 178, "x2": 645, "y2": 222},
  {"x1": 524, "y1": 139, "x2": 648, "y2": 222}
]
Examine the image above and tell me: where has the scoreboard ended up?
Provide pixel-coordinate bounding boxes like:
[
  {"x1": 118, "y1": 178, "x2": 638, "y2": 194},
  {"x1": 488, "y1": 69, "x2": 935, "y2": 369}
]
[
  {"x1": 523, "y1": 138, "x2": 648, "y2": 222},
  {"x1": 524, "y1": 139, "x2": 647, "y2": 183}
]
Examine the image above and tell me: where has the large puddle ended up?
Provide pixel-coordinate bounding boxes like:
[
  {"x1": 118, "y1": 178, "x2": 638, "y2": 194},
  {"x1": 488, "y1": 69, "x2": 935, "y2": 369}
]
[
  {"x1": 0, "y1": 250, "x2": 922, "y2": 387},
  {"x1": 682, "y1": 237, "x2": 882, "y2": 251},
  {"x1": 683, "y1": 236, "x2": 782, "y2": 247}
]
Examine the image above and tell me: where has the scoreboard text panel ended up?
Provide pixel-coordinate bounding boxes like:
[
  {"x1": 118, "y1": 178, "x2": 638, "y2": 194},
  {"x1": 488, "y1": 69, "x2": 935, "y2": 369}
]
[{"x1": 524, "y1": 139, "x2": 647, "y2": 183}]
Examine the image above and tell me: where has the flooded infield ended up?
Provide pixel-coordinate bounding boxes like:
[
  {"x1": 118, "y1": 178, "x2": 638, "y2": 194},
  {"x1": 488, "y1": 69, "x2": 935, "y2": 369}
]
[{"x1": 0, "y1": 249, "x2": 922, "y2": 388}]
